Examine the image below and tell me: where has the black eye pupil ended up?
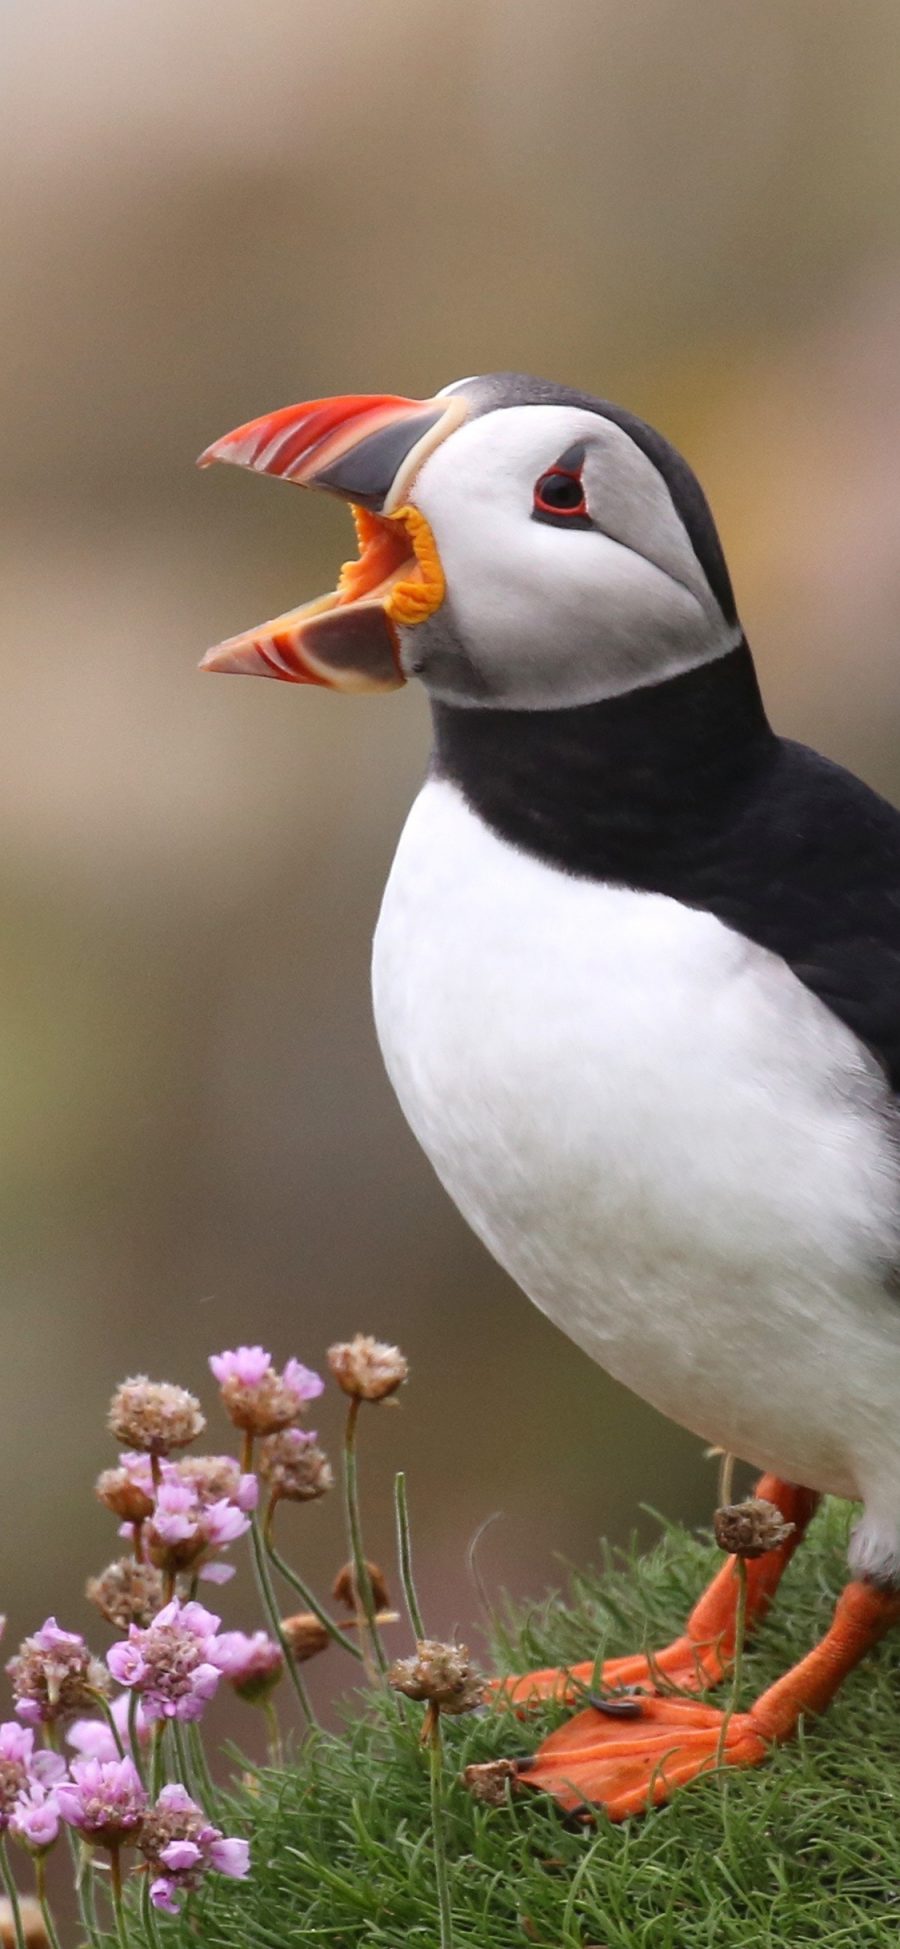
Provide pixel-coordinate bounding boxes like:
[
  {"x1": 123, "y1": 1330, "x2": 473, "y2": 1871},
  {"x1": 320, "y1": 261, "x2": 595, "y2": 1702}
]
[{"x1": 537, "y1": 471, "x2": 583, "y2": 511}]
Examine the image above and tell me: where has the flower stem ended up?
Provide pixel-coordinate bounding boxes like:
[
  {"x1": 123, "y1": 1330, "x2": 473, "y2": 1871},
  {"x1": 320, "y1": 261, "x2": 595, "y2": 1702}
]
[
  {"x1": 186, "y1": 1723, "x2": 217, "y2": 1810},
  {"x1": 80, "y1": 1850, "x2": 102, "y2": 1949},
  {"x1": 730, "y1": 1555, "x2": 749, "y2": 1712},
  {"x1": 48, "y1": 1734, "x2": 101, "y2": 1949},
  {"x1": 264, "y1": 1528, "x2": 362, "y2": 1660},
  {"x1": 35, "y1": 1853, "x2": 64, "y2": 1949},
  {"x1": 126, "y1": 1693, "x2": 144, "y2": 1781},
  {"x1": 263, "y1": 1697, "x2": 284, "y2": 1768},
  {"x1": 425, "y1": 1705, "x2": 454, "y2": 1949},
  {"x1": 0, "y1": 1837, "x2": 26, "y2": 1949},
  {"x1": 89, "y1": 1689, "x2": 127, "y2": 1760},
  {"x1": 250, "y1": 1512, "x2": 316, "y2": 1729},
  {"x1": 241, "y1": 1431, "x2": 255, "y2": 1474},
  {"x1": 393, "y1": 1471, "x2": 425, "y2": 1639},
  {"x1": 717, "y1": 1555, "x2": 749, "y2": 1769},
  {"x1": 342, "y1": 1397, "x2": 387, "y2": 1677},
  {"x1": 150, "y1": 1723, "x2": 165, "y2": 1799},
  {"x1": 173, "y1": 1720, "x2": 201, "y2": 1800},
  {"x1": 108, "y1": 1845, "x2": 131, "y2": 1949},
  {"x1": 140, "y1": 1871, "x2": 165, "y2": 1949}
]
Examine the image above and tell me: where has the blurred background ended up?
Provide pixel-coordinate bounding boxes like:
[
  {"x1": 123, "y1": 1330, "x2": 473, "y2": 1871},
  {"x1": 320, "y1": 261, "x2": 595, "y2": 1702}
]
[{"x1": 2, "y1": 0, "x2": 900, "y2": 1720}]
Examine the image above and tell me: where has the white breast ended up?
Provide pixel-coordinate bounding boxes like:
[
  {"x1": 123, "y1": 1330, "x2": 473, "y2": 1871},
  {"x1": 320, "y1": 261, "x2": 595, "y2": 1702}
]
[{"x1": 372, "y1": 778, "x2": 900, "y2": 1508}]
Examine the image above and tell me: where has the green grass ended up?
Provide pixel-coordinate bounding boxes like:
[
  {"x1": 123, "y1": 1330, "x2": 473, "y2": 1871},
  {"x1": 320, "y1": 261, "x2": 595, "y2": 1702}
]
[{"x1": 151, "y1": 1499, "x2": 900, "y2": 1948}]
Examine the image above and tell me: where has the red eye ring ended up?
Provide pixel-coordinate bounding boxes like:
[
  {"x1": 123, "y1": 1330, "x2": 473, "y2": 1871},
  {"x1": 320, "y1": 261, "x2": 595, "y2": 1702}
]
[{"x1": 533, "y1": 468, "x2": 588, "y2": 519}]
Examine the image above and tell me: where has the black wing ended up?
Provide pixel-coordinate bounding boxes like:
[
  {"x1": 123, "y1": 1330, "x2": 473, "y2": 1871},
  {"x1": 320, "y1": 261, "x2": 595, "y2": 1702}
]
[{"x1": 684, "y1": 738, "x2": 900, "y2": 1092}]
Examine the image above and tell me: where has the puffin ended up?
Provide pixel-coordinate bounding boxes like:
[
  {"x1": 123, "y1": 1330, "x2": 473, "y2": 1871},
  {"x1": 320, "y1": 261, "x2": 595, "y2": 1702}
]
[{"x1": 198, "y1": 373, "x2": 900, "y2": 1819}]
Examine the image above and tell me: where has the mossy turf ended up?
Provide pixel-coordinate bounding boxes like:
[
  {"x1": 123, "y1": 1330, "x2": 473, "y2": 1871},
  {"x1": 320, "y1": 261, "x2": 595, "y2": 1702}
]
[{"x1": 149, "y1": 1500, "x2": 900, "y2": 1948}]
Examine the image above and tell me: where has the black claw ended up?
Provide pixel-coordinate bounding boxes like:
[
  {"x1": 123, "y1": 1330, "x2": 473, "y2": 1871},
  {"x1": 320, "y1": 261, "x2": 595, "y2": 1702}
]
[{"x1": 587, "y1": 1693, "x2": 645, "y2": 1718}]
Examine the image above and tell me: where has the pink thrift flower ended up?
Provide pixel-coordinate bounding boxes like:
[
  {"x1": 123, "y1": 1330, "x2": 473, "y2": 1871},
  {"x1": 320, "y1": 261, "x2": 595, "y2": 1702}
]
[
  {"x1": 203, "y1": 1498, "x2": 252, "y2": 1547},
  {"x1": 141, "y1": 1782, "x2": 249, "y2": 1913},
  {"x1": 120, "y1": 1451, "x2": 155, "y2": 1492},
  {"x1": 282, "y1": 1358, "x2": 325, "y2": 1405},
  {"x1": 234, "y1": 1473, "x2": 259, "y2": 1514},
  {"x1": 210, "y1": 1346, "x2": 324, "y2": 1437},
  {"x1": 195, "y1": 1560, "x2": 235, "y2": 1587},
  {"x1": 56, "y1": 1756, "x2": 147, "y2": 1844},
  {"x1": 216, "y1": 1631, "x2": 283, "y2": 1703},
  {"x1": 149, "y1": 1481, "x2": 198, "y2": 1546},
  {"x1": 207, "y1": 1834, "x2": 249, "y2": 1876},
  {"x1": 7, "y1": 1619, "x2": 108, "y2": 1726},
  {"x1": 0, "y1": 1722, "x2": 65, "y2": 1830},
  {"x1": 68, "y1": 1694, "x2": 148, "y2": 1764},
  {"x1": 9, "y1": 1781, "x2": 61, "y2": 1851},
  {"x1": 96, "y1": 1452, "x2": 155, "y2": 1524},
  {"x1": 144, "y1": 1479, "x2": 251, "y2": 1583},
  {"x1": 0, "y1": 1720, "x2": 35, "y2": 1781},
  {"x1": 209, "y1": 1346, "x2": 270, "y2": 1388},
  {"x1": 107, "y1": 1600, "x2": 226, "y2": 1724}
]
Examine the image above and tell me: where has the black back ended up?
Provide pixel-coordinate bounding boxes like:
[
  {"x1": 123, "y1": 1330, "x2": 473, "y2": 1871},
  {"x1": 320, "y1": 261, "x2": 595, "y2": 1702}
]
[{"x1": 432, "y1": 643, "x2": 900, "y2": 1092}]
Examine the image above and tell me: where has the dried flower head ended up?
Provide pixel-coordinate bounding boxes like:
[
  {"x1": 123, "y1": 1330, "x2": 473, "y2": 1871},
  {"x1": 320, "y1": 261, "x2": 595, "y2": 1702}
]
[
  {"x1": 713, "y1": 1497, "x2": 796, "y2": 1559},
  {"x1": 215, "y1": 1631, "x2": 283, "y2": 1703},
  {"x1": 174, "y1": 1455, "x2": 258, "y2": 1512},
  {"x1": 461, "y1": 1758, "x2": 520, "y2": 1807},
  {"x1": 387, "y1": 1640, "x2": 485, "y2": 1715},
  {"x1": 95, "y1": 1459, "x2": 155, "y2": 1525},
  {"x1": 56, "y1": 1756, "x2": 147, "y2": 1845},
  {"x1": 258, "y1": 1428, "x2": 333, "y2": 1503},
  {"x1": 7, "y1": 1621, "x2": 109, "y2": 1727},
  {"x1": 86, "y1": 1558, "x2": 165, "y2": 1632},
  {"x1": 139, "y1": 1782, "x2": 249, "y2": 1914},
  {"x1": 0, "y1": 1724, "x2": 65, "y2": 1831},
  {"x1": 108, "y1": 1379, "x2": 205, "y2": 1457},
  {"x1": 332, "y1": 1560, "x2": 391, "y2": 1613},
  {"x1": 327, "y1": 1335, "x2": 408, "y2": 1403},
  {"x1": 279, "y1": 1614, "x2": 331, "y2": 1663},
  {"x1": 209, "y1": 1346, "x2": 324, "y2": 1437},
  {"x1": 107, "y1": 1599, "x2": 227, "y2": 1723}
]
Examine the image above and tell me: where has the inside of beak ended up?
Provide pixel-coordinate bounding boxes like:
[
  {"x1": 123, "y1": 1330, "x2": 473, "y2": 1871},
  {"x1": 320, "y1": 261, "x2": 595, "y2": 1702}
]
[
  {"x1": 337, "y1": 504, "x2": 443, "y2": 624},
  {"x1": 199, "y1": 500, "x2": 444, "y2": 690}
]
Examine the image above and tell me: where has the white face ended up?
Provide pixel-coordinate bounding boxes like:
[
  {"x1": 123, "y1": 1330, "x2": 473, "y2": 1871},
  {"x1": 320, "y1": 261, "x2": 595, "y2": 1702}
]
[{"x1": 401, "y1": 404, "x2": 741, "y2": 709}]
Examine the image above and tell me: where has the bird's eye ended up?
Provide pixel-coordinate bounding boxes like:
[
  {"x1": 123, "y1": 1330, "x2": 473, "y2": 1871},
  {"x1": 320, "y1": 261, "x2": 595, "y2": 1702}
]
[{"x1": 533, "y1": 469, "x2": 589, "y2": 523}]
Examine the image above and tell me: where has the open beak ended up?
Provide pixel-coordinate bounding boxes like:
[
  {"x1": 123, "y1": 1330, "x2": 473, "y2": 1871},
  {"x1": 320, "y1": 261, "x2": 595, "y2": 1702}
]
[{"x1": 198, "y1": 390, "x2": 467, "y2": 690}]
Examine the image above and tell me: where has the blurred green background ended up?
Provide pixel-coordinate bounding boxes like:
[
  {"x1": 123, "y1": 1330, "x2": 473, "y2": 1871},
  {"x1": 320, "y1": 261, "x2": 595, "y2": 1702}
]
[{"x1": 3, "y1": 0, "x2": 900, "y2": 1699}]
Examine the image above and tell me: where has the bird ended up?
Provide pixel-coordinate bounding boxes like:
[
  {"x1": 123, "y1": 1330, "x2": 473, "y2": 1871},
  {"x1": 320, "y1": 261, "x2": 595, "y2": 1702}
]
[{"x1": 198, "y1": 372, "x2": 900, "y2": 1819}]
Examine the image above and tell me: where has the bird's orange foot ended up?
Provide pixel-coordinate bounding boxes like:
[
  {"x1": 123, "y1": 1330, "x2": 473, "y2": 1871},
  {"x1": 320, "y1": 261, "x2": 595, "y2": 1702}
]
[
  {"x1": 512, "y1": 1579, "x2": 900, "y2": 1822},
  {"x1": 517, "y1": 1692, "x2": 768, "y2": 1819},
  {"x1": 495, "y1": 1475, "x2": 819, "y2": 1710},
  {"x1": 493, "y1": 1633, "x2": 722, "y2": 1709}
]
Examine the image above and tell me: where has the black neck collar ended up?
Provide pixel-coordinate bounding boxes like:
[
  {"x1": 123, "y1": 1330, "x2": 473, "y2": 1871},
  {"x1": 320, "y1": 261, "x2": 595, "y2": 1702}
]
[{"x1": 430, "y1": 641, "x2": 776, "y2": 884}]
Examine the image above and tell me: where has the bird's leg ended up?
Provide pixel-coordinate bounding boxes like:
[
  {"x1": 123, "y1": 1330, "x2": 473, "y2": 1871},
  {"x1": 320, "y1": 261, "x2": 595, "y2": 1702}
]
[
  {"x1": 496, "y1": 1475, "x2": 819, "y2": 1707},
  {"x1": 516, "y1": 1576, "x2": 900, "y2": 1819}
]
